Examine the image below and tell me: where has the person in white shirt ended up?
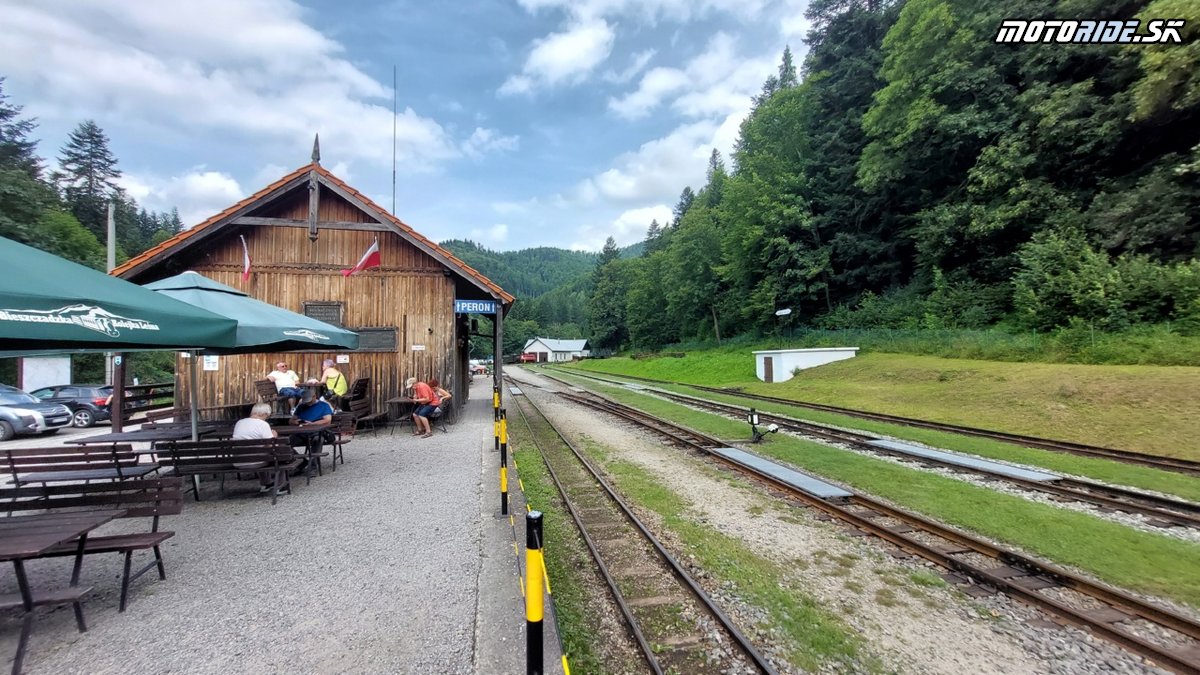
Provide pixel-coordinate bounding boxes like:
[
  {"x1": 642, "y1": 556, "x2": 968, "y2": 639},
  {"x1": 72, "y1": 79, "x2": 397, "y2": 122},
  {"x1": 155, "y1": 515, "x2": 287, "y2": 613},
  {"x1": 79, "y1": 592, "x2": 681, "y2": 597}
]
[
  {"x1": 232, "y1": 403, "x2": 281, "y2": 493},
  {"x1": 267, "y1": 361, "x2": 305, "y2": 407}
]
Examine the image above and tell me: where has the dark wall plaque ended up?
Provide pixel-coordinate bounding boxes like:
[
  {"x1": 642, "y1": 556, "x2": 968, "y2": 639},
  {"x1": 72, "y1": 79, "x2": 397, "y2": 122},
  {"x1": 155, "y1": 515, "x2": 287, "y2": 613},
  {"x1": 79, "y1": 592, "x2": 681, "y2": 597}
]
[
  {"x1": 355, "y1": 328, "x2": 397, "y2": 352},
  {"x1": 303, "y1": 302, "x2": 343, "y2": 327}
]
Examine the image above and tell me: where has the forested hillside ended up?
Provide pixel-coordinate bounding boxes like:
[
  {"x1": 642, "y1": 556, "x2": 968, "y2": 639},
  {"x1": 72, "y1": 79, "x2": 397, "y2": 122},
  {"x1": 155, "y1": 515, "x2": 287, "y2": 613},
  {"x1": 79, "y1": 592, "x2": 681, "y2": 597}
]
[{"x1": 579, "y1": 0, "x2": 1199, "y2": 355}]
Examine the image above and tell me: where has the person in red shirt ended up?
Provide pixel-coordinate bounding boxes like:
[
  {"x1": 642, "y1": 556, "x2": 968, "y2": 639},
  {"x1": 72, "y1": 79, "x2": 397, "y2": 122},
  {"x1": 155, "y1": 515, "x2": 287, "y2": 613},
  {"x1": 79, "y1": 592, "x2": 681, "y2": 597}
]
[{"x1": 406, "y1": 376, "x2": 441, "y2": 438}]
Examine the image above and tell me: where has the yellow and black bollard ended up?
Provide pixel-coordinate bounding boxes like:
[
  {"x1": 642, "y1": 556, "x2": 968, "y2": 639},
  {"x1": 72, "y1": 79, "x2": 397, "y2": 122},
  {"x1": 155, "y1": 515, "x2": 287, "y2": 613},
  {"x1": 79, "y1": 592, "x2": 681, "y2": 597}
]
[
  {"x1": 500, "y1": 408, "x2": 509, "y2": 515},
  {"x1": 525, "y1": 511, "x2": 544, "y2": 675},
  {"x1": 493, "y1": 386, "x2": 501, "y2": 451}
]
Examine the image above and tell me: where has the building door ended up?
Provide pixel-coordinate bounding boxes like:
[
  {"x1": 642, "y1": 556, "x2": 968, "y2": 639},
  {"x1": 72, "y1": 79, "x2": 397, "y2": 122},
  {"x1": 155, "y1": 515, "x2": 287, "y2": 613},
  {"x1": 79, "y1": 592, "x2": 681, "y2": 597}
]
[{"x1": 764, "y1": 356, "x2": 774, "y2": 383}]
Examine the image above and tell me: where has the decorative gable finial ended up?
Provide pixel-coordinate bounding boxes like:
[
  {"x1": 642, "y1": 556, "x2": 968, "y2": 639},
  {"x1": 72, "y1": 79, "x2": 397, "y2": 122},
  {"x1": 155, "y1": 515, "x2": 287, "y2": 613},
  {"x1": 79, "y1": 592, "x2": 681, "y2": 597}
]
[{"x1": 312, "y1": 133, "x2": 321, "y2": 164}]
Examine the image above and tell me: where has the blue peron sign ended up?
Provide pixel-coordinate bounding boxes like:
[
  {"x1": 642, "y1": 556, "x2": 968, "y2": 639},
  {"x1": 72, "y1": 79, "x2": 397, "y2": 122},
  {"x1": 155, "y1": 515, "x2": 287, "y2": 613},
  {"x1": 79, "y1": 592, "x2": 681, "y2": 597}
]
[{"x1": 455, "y1": 299, "x2": 498, "y2": 314}]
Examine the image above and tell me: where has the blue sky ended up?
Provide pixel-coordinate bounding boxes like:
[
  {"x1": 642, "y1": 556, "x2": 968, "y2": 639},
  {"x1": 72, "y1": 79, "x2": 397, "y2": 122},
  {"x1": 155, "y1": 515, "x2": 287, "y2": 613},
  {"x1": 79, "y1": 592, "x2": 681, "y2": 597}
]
[{"x1": 0, "y1": 0, "x2": 810, "y2": 251}]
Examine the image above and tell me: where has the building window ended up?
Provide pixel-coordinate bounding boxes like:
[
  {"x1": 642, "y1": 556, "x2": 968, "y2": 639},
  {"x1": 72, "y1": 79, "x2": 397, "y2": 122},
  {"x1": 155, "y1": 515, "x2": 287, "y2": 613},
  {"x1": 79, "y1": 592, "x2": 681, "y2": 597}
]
[
  {"x1": 355, "y1": 328, "x2": 397, "y2": 352},
  {"x1": 303, "y1": 301, "x2": 344, "y2": 327}
]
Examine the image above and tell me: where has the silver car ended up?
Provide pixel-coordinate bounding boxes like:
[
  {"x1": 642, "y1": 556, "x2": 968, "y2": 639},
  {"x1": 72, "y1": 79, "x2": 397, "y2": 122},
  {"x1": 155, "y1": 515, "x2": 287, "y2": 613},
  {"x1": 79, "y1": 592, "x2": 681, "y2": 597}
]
[{"x1": 0, "y1": 384, "x2": 72, "y2": 441}]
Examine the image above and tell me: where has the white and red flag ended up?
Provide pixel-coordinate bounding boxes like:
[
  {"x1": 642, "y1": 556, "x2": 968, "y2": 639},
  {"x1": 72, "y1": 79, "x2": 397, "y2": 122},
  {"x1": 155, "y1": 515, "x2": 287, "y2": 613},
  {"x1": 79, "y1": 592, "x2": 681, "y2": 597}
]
[
  {"x1": 240, "y1": 235, "x2": 252, "y2": 282},
  {"x1": 342, "y1": 237, "x2": 381, "y2": 276}
]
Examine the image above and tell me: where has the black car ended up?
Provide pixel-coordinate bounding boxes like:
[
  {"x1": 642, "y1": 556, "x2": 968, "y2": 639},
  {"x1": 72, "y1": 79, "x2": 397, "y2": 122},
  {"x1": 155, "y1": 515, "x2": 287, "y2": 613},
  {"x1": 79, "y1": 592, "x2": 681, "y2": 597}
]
[
  {"x1": 29, "y1": 384, "x2": 113, "y2": 428},
  {"x1": 0, "y1": 384, "x2": 72, "y2": 440}
]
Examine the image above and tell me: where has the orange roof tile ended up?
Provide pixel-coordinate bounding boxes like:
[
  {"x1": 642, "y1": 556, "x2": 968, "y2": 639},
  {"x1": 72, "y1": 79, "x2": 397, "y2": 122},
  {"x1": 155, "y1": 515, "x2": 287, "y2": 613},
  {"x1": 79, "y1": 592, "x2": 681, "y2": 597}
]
[{"x1": 111, "y1": 162, "x2": 514, "y2": 307}]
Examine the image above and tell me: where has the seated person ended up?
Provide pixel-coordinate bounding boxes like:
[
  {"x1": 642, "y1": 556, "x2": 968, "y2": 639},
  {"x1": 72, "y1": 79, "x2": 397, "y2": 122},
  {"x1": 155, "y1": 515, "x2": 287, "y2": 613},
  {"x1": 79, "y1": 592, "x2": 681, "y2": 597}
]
[
  {"x1": 321, "y1": 359, "x2": 349, "y2": 407},
  {"x1": 428, "y1": 377, "x2": 451, "y2": 413},
  {"x1": 231, "y1": 403, "x2": 281, "y2": 494},
  {"x1": 407, "y1": 376, "x2": 440, "y2": 438},
  {"x1": 268, "y1": 361, "x2": 305, "y2": 405},
  {"x1": 290, "y1": 388, "x2": 334, "y2": 456}
]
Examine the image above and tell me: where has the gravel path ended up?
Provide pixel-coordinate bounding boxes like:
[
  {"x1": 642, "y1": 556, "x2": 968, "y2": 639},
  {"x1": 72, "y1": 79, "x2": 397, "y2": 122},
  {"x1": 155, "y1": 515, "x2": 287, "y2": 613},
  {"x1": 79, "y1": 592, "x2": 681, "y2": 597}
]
[{"x1": 0, "y1": 383, "x2": 496, "y2": 674}]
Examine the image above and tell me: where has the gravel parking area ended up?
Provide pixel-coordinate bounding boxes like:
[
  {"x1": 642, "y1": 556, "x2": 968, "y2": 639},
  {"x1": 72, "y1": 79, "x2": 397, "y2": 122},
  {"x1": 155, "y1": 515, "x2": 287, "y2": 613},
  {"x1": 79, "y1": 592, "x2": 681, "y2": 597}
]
[{"x1": 0, "y1": 384, "x2": 498, "y2": 674}]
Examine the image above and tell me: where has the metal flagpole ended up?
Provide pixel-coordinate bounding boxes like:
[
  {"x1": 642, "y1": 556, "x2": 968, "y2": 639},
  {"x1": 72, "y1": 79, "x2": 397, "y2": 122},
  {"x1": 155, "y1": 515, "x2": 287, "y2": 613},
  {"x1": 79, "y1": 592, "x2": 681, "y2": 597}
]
[{"x1": 392, "y1": 64, "x2": 397, "y2": 216}]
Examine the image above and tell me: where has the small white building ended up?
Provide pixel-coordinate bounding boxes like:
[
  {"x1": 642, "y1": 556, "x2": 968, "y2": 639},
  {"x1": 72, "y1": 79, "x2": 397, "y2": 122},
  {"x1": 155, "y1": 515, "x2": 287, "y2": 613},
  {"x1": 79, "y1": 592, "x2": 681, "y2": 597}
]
[
  {"x1": 752, "y1": 347, "x2": 859, "y2": 383},
  {"x1": 523, "y1": 338, "x2": 590, "y2": 363}
]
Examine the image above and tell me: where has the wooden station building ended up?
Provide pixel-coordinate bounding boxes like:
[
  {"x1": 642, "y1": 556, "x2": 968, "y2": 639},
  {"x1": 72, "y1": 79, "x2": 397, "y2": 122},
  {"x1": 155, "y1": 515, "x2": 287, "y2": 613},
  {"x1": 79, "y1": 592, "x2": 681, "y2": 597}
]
[{"x1": 113, "y1": 143, "x2": 514, "y2": 415}]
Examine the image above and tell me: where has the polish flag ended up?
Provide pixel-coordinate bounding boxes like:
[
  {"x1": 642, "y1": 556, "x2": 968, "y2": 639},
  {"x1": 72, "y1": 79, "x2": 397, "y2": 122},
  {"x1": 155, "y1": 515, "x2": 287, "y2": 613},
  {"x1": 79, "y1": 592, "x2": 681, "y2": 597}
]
[
  {"x1": 240, "y1": 235, "x2": 252, "y2": 282},
  {"x1": 342, "y1": 238, "x2": 381, "y2": 276}
]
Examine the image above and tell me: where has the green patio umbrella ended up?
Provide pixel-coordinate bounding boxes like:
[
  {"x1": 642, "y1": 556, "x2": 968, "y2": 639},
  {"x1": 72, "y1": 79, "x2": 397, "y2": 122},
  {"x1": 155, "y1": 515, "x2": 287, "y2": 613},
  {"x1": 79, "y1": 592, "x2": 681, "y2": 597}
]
[
  {"x1": 143, "y1": 271, "x2": 358, "y2": 443},
  {"x1": 0, "y1": 237, "x2": 238, "y2": 351},
  {"x1": 143, "y1": 272, "x2": 359, "y2": 353}
]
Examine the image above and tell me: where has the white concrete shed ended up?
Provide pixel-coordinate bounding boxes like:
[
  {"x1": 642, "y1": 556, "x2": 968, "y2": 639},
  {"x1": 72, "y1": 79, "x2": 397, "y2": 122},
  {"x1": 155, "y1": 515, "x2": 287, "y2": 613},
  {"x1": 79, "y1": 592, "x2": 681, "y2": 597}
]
[{"x1": 753, "y1": 347, "x2": 859, "y2": 383}]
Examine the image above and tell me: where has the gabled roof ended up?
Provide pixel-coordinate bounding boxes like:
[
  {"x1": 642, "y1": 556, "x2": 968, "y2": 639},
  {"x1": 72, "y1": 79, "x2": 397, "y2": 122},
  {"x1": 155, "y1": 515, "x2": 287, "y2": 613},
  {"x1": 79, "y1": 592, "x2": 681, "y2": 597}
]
[
  {"x1": 525, "y1": 337, "x2": 589, "y2": 352},
  {"x1": 112, "y1": 162, "x2": 514, "y2": 307}
]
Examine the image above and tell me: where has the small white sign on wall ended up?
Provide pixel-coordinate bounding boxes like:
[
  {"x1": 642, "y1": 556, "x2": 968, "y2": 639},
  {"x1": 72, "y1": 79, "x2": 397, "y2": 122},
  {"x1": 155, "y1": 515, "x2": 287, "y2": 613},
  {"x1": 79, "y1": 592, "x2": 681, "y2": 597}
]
[
  {"x1": 202, "y1": 355, "x2": 219, "y2": 371},
  {"x1": 336, "y1": 354, "x2": 350, "y2": 364},
  {"x1": 411, "y1": 344, "x2": 426, "y2": 351}
]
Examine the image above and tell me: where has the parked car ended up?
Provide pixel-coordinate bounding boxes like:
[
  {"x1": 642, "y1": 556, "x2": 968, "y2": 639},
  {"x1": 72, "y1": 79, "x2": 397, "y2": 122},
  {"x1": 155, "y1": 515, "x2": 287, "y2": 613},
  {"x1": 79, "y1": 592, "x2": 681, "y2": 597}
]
[
  {"x1": 0, "y1": 384, "x2": 72, "y2": 440},
  {"x1": 29, "y1": 384, "x2": 114, "y2": 428}
]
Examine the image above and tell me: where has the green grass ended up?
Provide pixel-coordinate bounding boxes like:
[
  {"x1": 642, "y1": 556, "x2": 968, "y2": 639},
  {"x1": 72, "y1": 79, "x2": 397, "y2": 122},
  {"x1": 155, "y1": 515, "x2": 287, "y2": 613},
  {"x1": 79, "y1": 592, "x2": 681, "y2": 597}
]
[
  {"x1": 509, "y1": 436, "x2": 609, "y2": 674},
  {"x1": 601, "y1": 457, "x2": 873, "y2": 672},
  {"x1": 548, "y1": 371, "x2": 1200, "y2": 608},
  {"x1": 558, "y1": 350, "x2": 1200, "y2": 460},
  {"x1": 653, "y1": 381, "x2": 1200, "y2": 503}
]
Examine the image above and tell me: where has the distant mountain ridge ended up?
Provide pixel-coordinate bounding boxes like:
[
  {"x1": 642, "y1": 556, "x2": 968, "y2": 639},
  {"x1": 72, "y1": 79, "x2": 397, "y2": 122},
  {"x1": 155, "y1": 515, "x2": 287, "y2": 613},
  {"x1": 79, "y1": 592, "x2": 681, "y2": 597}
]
[{"x1": 441, "y1": 239, "x2": 642, "y2": 300}]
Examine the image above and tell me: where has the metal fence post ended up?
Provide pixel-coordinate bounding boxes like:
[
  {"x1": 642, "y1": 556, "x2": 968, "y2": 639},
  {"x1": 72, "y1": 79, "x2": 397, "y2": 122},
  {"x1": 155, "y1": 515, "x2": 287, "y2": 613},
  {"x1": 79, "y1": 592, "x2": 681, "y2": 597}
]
[{"x1": 526, "y1": 511, "x2": 544, "y2": 675}]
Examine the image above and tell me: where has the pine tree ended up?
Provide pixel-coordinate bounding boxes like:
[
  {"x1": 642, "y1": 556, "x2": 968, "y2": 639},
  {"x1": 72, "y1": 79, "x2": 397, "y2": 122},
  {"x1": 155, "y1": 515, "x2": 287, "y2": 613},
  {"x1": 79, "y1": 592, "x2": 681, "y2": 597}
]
[
  {"x1": 705, "y1": 149, "x2": 727, "y2": 208},
  {"x1": 644, "y1": 219, "x2": 663, "y2": 254},
  {"x1": 56, "y1": 119, "x2": 121, "y2": 238},
  {"x1": 0, "y1": 79, "x2": 40, "y2": 178},
  {"x1": 671, "y1": 187, "x2": 695, "y2": 227},
  {"x1": 777, "y1": 46, "x2": 798, "y2": 89}
]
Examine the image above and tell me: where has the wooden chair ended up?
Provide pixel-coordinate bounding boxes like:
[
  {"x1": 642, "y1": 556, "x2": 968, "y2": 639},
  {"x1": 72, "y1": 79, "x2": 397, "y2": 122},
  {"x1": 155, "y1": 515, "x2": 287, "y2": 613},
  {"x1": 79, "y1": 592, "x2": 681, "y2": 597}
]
[
  {"x1": 254, "y1": 379, "x2": 290, "y2": 414},
  {"x1": 330, "y1": 413, "x2": 356, "y2": 468}
]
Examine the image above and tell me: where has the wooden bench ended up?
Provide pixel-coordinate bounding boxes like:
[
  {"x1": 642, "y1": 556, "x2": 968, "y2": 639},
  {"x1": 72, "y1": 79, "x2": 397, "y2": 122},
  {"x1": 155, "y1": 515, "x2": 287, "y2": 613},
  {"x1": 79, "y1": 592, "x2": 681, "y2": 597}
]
[
  {"x1": 0, "y1": 478, "x2": 184, "y2": 612},
  {"x1": 255, "y1": 379, "x2": 291, "y2": 414},
  {"x1": 348, "y1": 397, "x2": 387, "y2": 434},
  {"x1": 157, "y1": 438, "x2": 301, "y2": 505},
  {"x1": 2, "y1": 444, "x2": 157, "y2": 486}
]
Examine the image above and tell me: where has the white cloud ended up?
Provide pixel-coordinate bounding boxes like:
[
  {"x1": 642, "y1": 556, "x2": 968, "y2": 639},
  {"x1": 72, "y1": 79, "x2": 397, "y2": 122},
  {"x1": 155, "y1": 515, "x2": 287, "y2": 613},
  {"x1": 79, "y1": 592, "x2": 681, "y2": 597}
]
[
  {"x1": 568, "y1": 204, "x2": 673, "y2": 250},
  {"x1": 462, "y1": 128, "x2": 520, "y2": 159},
  {"x1": 572, "y1": 116, "x2": 740, "y2": 206},
  {"x1": 516, "y1": 0, "x2": 771, "y2": 23},
  {"x1": 469, "y1": 223, "x2": 510, "y2": 246},
  {"x1": 608, "y1": 67, "x2": 691, "y2": 119},
  {"x1": 609, "y1": 32, "x2": 768, "y2": 120},
  {"x1": 0, "y1": 0, "x2": 516, "y2": 172},
  {"x1": 120, "y1": 168, "x2": 245, "y2": 228},
  {"x1": 491, "y1": 199, "x2": 540, "y2": 215},
  {"x1": 603, "y1": 49, "x2": 656, "y2": 84},
  {"x1": 499, "y1": 18, "x2": 615, "y2": 95}
]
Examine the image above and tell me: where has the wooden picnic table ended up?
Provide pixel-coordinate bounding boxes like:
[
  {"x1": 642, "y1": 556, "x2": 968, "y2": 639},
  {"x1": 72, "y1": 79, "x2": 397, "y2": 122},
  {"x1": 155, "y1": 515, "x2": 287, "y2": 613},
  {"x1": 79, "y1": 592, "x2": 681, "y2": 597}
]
[{"x1": 0, "y1": 509, "x2": 126, "y2": 674}]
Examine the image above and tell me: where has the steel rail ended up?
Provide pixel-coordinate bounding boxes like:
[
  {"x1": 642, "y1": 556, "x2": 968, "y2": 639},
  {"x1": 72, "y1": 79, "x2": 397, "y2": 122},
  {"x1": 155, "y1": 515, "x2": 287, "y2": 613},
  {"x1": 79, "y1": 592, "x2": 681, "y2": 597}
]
[
  {"x1": 643, "y1": 388, "x2": 1200, "y2": 529},
  {"x1": 510, "y1": 383, "x2": 778, "y2": 675},
  {"x1": 552, "y1": 384, "x2": 1200, "y2": 674},
  {"x1": 544, "y1": 366, "x2": 1200, "y2": 477}
]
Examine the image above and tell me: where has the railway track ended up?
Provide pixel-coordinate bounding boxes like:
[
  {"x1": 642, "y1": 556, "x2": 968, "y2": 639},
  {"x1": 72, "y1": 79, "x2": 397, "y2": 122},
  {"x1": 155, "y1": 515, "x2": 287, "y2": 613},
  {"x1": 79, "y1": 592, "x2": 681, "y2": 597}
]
[
  {"x1": 542, "y1": 380, "x2": 1200, "y2": 674},
  {"x1": 544, "y1": 367, "x2": 1200, "y2": 477},
  {"x1": 638, "y1": 388, "x2": 1200, "y2": 530},
  {"x1": 509, "y1": 383, "x2": 777, "y2": 675}
]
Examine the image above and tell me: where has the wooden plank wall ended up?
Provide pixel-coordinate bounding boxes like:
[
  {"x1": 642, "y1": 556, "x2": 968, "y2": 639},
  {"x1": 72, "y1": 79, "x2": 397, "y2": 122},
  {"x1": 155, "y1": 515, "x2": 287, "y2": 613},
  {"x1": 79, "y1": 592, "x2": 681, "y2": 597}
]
[{"x1": 171, "y1": 189, "x2": 461, "y2": 414}]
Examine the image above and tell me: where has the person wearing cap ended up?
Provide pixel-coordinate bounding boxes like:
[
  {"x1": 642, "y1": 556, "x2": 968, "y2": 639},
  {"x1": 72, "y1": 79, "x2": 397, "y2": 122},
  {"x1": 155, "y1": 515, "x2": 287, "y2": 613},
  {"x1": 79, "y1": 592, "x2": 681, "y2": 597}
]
[
  {"x1": 290, "y1": 388, "x2": 335, "y2": 457},
  {"x1": 407, "y1": 376, "x2": 439, "y2": 438}
]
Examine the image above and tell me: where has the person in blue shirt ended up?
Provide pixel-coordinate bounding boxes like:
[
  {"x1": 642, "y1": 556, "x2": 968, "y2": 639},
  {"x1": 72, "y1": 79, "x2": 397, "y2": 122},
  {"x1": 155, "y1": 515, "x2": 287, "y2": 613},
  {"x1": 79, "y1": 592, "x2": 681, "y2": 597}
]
[{"x1": 290, "y1": 388, "x2": 334, "y2": 458}]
